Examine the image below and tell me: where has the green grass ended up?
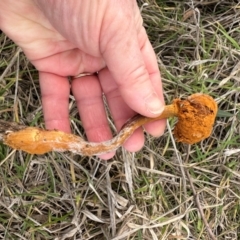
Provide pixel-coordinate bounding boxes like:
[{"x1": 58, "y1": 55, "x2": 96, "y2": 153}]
[{"x1": 1, "y1": 1, "x2": 240, "y2": 239}]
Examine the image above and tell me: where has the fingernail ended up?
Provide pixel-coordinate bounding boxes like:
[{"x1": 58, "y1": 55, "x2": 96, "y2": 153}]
[{"x1": 145, "y1": 93, "x2": 164, "y2": 115}]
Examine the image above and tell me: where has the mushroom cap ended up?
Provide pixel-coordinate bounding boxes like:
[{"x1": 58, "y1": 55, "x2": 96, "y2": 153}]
[{"x1": 173, "y1": 93, "x2": 218, "y2": 144}]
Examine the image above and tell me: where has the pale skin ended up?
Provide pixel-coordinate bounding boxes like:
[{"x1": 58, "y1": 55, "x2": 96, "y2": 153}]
[{"x1": 0, "y1": 0, "x2": 166, "y2": 159}]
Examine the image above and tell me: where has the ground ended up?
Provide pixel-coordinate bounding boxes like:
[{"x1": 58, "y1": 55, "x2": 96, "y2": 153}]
[{"x1": 0, "y1": 1, "x2": 240, "y2": 239}]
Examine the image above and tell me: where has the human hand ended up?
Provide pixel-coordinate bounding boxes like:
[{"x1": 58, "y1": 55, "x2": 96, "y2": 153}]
[{"x1": 0, "y1": 0, "x2": 166, "y2": 159}]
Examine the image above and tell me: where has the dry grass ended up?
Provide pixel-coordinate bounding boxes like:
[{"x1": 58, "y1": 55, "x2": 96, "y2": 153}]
[{"x1": 1, "y1": 1, "x2": 240, "y2": 239}]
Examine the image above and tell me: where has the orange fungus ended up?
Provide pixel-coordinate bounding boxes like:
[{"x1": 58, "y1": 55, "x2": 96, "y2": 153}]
[{"x1": 173, "y1": 93, "x2": 218, "y2": 144}]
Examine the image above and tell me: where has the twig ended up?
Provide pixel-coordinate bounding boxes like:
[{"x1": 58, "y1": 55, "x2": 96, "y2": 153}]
[
  {"x1": 0, "y1": 47, "x2": 22, "y2": 84},
  {"x1": 185, "y1": 145, "x2": 217, "y2": 240}
]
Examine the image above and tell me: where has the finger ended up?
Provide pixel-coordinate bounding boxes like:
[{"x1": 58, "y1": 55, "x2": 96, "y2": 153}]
[
  {"x1": 138, "y1": 31, "x2": 166, "y2": 137},
  {"x1": 101, "y1": 26, "x2": 164, "y2": 117},
  {"x1": 71, "y1": 75, "x2": 115, "y2": 160},
  {"x1": 99, "y1": 68, "x2": 145, "y2": 152},
  {"x1": 39, "y1": 71, "x2": 71, "y2": 133}
]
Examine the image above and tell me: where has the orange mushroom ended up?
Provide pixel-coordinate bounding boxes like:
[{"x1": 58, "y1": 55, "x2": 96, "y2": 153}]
[{"x1": 1, "y1": 93, "x2": 217, "y2": 155}]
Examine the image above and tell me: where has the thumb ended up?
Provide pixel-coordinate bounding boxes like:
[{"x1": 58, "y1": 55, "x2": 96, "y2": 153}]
[{"x1": 101, "y1": 29, "x2": 164, "y2": 117}]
